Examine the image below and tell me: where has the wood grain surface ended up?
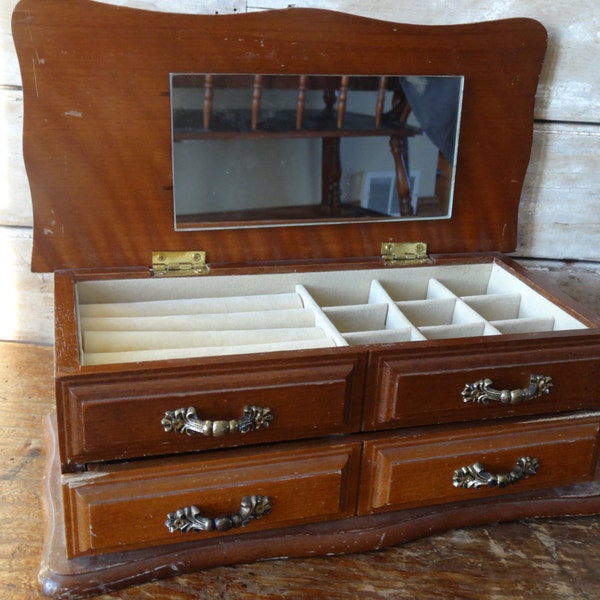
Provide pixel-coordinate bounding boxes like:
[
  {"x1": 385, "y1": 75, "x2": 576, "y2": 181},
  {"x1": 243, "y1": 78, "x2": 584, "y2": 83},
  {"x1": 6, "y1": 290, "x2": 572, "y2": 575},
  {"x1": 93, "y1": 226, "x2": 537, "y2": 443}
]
[
  {"x1": 1, "y1": 341, "x2": 599, "y2": 599},
  {"x1": 1, "y1": 1, "x2": 599, "y2": 597},
  {"x1": 12, "y1": 1, "x2": 545, "y2": 272}
]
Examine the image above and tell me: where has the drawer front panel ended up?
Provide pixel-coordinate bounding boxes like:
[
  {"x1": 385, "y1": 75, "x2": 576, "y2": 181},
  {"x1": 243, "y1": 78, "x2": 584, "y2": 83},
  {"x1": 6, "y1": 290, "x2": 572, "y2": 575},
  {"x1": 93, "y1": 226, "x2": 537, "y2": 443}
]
[
  {"x1": 359, "y1": 414, "x2": 600, "y2": 514},
  {"x1": 58, "y1": 352, "x2": 365, "y2": 464},
  {"x1": 364, "y1": 341, "x2": 600, "y2": 430},
  {"x1": 63, "y1": 440, "x2": 361, "y2": 557}
]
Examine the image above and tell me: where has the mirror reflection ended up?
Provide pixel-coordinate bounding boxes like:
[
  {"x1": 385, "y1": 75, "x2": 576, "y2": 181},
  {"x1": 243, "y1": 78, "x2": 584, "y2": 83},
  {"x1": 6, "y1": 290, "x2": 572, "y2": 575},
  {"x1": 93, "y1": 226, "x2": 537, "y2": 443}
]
[{"x1": 171, "y1": 74, "x2": 463, "y2": 229}]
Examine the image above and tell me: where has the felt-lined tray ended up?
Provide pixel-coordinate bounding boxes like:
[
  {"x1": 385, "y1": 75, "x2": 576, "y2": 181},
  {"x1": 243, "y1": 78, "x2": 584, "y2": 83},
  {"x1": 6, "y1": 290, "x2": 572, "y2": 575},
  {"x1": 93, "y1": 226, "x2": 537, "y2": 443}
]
[{"x1": 76, "y1": 262, "x2": 587, "y2": 365}]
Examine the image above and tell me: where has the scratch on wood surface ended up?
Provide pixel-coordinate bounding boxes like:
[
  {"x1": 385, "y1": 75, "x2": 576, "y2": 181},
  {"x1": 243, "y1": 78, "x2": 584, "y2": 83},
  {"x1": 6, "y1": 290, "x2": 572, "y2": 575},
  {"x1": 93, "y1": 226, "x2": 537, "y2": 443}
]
[
  {"x1": 532, "y1": 525, "x2": 560, "y2": 562},
  {"x1": 31, "y1": 58, "x2": 39, "y2": 97},
  {"x1": 482, "y1": 528, "x2": 509, "y2": 568},
  {"x1": 62, "y1": 471, "x2": 109, "y2": 487}
]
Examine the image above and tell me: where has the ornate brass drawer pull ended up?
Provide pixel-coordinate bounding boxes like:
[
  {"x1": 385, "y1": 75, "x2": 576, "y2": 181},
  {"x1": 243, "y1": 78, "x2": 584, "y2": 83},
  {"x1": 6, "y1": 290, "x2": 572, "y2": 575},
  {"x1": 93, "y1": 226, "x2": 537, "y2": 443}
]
[
  {"x1": 462, "y1": 374, "x2": 553, "y2": 405},
  {"x1": 161, "y1": 405, "x2": 273, "y2": 437},
  {"x1": 165, "y1": 495, "x2": 272, "y2": 534},
  {"x1": 453, "y1": 456, "x2": 540, "y2": 489}
]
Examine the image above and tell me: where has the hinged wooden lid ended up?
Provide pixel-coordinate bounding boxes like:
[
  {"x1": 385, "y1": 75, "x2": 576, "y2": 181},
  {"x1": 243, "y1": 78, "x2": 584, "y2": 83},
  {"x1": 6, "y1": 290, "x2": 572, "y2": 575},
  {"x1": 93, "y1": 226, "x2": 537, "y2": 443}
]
[{"x1": 12, "y1": 0, "x2": 547, "y2": 273}]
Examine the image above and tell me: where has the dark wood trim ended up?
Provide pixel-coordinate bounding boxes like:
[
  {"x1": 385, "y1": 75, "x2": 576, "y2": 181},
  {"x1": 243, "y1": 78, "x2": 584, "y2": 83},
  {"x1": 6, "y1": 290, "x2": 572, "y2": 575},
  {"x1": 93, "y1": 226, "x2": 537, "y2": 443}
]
[{"x1": 12, "y1": 0, "x2": 547, "y2": 272}]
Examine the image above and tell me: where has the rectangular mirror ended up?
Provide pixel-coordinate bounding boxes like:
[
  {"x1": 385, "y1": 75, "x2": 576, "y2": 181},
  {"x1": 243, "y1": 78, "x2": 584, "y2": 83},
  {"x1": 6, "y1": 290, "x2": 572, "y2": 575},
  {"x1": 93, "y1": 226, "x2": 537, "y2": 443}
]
[{"x1": 171, "y1": 74, "x2": 463, "y2": 230}]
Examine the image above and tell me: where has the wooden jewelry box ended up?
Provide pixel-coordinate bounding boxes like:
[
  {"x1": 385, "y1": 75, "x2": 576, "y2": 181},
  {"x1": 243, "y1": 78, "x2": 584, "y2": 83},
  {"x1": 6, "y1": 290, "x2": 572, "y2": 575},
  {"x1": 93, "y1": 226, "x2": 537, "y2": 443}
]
[{"x1": 12, "y1": 0, "x2": 600, "y2": 597}]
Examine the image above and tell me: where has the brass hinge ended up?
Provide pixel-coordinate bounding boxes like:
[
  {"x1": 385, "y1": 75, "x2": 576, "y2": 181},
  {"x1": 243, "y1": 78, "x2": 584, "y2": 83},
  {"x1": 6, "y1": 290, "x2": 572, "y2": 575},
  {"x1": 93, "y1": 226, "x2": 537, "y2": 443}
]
[
  {"x1": 381, "y1": 242, "x2": 432, "y2": 266},
  {"x1": 151, "y1": 251, "x2": 208, "y2": 277}
]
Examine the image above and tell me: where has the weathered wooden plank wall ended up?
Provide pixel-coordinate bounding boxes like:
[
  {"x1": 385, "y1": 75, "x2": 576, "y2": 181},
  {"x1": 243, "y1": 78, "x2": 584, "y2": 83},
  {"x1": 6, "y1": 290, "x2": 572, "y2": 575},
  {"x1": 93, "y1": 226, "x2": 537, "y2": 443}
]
[{"x1": 1, "y1": 0, "x2": 598, "y2": 345}]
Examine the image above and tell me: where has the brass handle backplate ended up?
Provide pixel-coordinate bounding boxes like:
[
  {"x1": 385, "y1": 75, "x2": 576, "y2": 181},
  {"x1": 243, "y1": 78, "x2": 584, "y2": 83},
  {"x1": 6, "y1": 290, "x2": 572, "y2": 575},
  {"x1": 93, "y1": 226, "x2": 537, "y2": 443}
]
[
  {"x1": 462, "y1": 374, "x2": 553, "y2": 405},
  {"x1": 161, "y1": 405, "x2": 273, "y2": 437},
  {"x1": 453, "y1": 456, "x2": 540, "y2": 490},
  {"x1": 165, "y1": 495, "x2": 272, "y2": 534}
]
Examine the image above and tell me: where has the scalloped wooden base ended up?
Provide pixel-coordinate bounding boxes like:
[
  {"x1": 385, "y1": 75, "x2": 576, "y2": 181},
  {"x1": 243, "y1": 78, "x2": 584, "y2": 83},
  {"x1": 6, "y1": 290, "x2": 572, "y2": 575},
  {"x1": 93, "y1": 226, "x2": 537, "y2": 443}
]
[{"x1": 39, "y1": 414, "x2": 600, "y2": 599}]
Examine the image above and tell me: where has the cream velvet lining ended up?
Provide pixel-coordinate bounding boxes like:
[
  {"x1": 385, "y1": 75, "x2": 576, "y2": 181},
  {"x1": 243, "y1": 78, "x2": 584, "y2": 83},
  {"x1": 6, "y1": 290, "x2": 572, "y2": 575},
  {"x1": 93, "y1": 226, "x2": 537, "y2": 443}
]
[{"x1": 76, "y1": 263, "x2": 587, "y2": 366}]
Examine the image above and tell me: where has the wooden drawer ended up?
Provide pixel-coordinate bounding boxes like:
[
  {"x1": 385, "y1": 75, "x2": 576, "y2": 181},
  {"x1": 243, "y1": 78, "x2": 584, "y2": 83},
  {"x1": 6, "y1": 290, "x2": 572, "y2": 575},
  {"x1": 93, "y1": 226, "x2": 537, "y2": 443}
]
[
  {"x1": 62, "y1": 439, "x2": 361, "y2": 557},
  {"x1": 359, "y1": 414, "x2": 600, "y2": 514},
  {"x1": 57, "y1": 351, "x2": 365, "y2": 465},
  {"x1": 364, "y1": 338, "x2": 600, "y2": 430}
]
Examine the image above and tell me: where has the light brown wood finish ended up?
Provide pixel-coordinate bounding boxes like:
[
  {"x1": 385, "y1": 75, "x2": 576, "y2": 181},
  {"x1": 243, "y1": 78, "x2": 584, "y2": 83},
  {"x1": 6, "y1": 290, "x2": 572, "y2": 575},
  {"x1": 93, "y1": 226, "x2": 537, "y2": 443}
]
[
  {"x1": 364, "y1": 336, "x2": 600, "y2": 429},
  {"x1": 12, "y1": 0, "x2": 546, "y2": 272},
  {"x1": 360, "y1": 416, "x2": 600, "y2": 513},
  {"x1": 64, "y1": 439, "x2": 361, "y2": 556}
]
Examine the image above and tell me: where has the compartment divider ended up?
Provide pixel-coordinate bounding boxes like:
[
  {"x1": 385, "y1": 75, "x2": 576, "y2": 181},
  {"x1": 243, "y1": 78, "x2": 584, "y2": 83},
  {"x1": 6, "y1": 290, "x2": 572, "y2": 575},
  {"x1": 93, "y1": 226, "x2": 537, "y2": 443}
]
[
  {"x1": 425, "y1": 278, "x2": 458, "y2": 300},
  {"x1": 343, "y1": 329, "x2": 413, "y2": 345},
  {"x1": 399, "y1": 278, "x2": 502, "y2": 340},
  {"x1": 368, "y1": 280, "x2": 425, "y2": 341},
  {"x1": 295, "y1": 285, "x2": 348, "y2": 346},
  {"x1": 420, "y1": 322, "x2": 488, "y2": 339},
  {"x1": 322, "y1": 304, "x2": 389, "y2": 333},
  {"x1": 395, "y1": 298, "x2": 457, "y2": 328},
  {"x1": 75, "y1": 264, "x2": 589, "y2": 365},
  {"x1": 491, "y1": 316, "x2": 556, "y2": 334},
  {"x1": 461, "y1": 293, "x2": 522, "y2": 321}
]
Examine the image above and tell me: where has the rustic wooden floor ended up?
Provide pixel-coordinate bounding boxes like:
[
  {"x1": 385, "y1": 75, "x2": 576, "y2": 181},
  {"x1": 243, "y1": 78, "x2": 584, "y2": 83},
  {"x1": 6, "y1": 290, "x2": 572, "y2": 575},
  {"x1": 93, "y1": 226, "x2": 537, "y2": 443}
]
[{"x1": 1, "y1": 341, "x2": 600, "y2": 600}]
